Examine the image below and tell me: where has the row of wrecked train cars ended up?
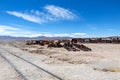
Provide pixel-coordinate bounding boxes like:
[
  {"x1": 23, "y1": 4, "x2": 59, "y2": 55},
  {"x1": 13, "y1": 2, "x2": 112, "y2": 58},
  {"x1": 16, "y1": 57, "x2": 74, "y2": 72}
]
[
  {"x1": 72, "y1": 37, "x2": 120, "y2": 43},
  {"x1": 26, "y1": 39, "x2": 92, "y2": 51},
  {"x1": 26, "y1": 37, "x2": 120, "y2": 52}
]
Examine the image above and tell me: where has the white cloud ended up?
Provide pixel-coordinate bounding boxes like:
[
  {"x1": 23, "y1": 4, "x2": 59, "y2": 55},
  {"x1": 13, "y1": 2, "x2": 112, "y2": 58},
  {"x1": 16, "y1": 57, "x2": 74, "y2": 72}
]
[
  {"x1": 72, "y1": 33, "x2": 87, "y2": 36},
  {"x1": 0, "y1": 25, "x2": 20, "y2": 33},
  {"x1": 45, "y1": 5, "x2": 76, "y2": 20},
  {"x1": 6, "y1": 5, "x2": 77, "y2": 24},
  {"x1": 0, "y1": 25, "x2": 87, "y2": 38},
  {"x1": 6, "y1": 11, "x2": 44, "y2": 23},
  {"x1": 0, "y1": 25, "x2": 31, "y2": 36},
  {"x1": 0, "y1": 25, "x2": 19, "y2": 31}
]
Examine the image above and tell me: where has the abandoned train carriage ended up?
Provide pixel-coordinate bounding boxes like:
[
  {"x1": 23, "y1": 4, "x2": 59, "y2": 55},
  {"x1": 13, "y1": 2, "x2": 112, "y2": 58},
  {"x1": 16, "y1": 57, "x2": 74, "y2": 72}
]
[
  {"x1": 26, "y1": 40, "x2": 53, "y2": 45},
  {"x1": 71, "y1": 37, "x2": 120, "y2": 43}
]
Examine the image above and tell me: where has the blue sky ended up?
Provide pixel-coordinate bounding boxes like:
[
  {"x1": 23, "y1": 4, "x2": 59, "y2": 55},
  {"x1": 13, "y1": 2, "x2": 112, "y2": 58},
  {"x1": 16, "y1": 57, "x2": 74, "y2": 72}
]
[{"x1": 0, "y1": 0, "x2": 120, "y2": 37}]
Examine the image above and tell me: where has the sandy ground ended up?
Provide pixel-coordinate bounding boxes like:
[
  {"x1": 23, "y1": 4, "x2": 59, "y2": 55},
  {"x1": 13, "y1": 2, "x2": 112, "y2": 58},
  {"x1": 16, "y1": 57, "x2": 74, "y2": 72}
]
[
  {"x1": 0, "y1": 41, "x2": 120, "y2": 80},
  {"x1": 0, "y1": 53, "x2": 22, "y2": 80}
]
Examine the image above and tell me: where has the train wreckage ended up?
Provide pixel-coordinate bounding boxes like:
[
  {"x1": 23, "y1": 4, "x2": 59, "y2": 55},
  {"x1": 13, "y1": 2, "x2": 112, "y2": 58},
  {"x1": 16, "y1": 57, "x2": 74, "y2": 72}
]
[
  {"x1": 26, "y1": 39, "x2": 92, "y2": 51},
  {"x1": 26, "y1": 37, "x2": 120, "y2": 52}
]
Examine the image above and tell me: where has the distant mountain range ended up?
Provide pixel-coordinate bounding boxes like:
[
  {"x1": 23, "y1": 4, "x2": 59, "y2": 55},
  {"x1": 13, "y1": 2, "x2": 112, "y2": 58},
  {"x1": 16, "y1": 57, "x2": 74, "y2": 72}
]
[
  {"x1": 0, "y1": 36, "x2": 120, "y2": 40},
  {"x1": 0, "y1": 36, "x2": 72, "y2": 40}
]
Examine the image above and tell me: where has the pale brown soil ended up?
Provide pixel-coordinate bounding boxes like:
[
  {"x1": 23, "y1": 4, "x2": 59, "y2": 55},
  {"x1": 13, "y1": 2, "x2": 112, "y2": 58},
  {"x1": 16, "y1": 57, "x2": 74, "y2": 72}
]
[{"x1": 0, "y1": 41, "x2": 120, "y2": 80}]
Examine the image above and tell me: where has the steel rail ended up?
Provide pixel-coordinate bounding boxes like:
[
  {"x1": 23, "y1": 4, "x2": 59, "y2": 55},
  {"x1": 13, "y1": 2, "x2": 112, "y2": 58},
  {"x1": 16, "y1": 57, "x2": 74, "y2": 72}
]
[
  {"x1": 0, "y1": 52, "x2": 28, "y2": 80},
  {"x1": 1, "y1": 47, "x2": 64, "y2": 80}
]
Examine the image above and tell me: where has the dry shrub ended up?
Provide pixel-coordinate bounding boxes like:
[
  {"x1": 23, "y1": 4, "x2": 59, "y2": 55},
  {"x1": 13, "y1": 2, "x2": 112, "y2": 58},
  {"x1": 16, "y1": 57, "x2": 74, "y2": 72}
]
[
  {"x1": 37, "y1": 47, "x2": 44, "y2": 49},
  {"x1": 102, "y1": 67, "x2": 120, "y2": 72},
  {"x1": 77, "y1": 53, "x2": 104, "y2": 58},
  {"x1": 68, "y1": 60, "x2": 88, "y2": 64},
  {"x1": 58, "y1": 57, "x2": 70, "y2": 61},
  {"x1": 22, "y1": 48, "x2": 28, "y2": 51},
  {"x1": 42, "y1": 58, "x2": 61, "y2": 64},
  {"x1": 46, "y1": 51, "x2": 59, "y2": 55},
  {"x1": 94, "y1": 67, "x2": 120, "y2": 72},
  {"x1": 29, "y1": 50, "x2": 44, "y2": 54}
]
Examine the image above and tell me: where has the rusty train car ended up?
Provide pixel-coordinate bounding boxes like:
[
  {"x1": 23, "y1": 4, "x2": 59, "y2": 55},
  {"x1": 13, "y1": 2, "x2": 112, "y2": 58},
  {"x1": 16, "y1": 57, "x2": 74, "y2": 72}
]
[{"x1": 72, "y1": 37, "x2": 120, "y2": 43}]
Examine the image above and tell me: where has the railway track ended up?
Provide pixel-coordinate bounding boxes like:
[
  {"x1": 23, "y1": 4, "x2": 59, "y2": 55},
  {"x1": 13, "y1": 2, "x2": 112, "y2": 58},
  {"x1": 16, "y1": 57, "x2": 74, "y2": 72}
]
[
  {"x1": 0, "y1": 52, "x2": 28, "y2": 80},
  {"x1": 0, "y1": 47, "x2": 63, "y2": 80}
]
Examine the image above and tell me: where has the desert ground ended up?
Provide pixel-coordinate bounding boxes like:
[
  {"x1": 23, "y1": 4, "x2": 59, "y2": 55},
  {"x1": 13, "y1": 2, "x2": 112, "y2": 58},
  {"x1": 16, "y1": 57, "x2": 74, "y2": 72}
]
[{"x1": 0, "y1": 41, "x2": 120, "y2": 80}]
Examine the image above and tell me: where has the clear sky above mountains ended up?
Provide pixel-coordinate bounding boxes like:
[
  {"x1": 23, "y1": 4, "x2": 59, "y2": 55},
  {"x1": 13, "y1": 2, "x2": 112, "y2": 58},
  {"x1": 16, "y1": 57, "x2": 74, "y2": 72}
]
[{"x1": 0, "y1": 0, "x2": 120, "y2": 37}]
